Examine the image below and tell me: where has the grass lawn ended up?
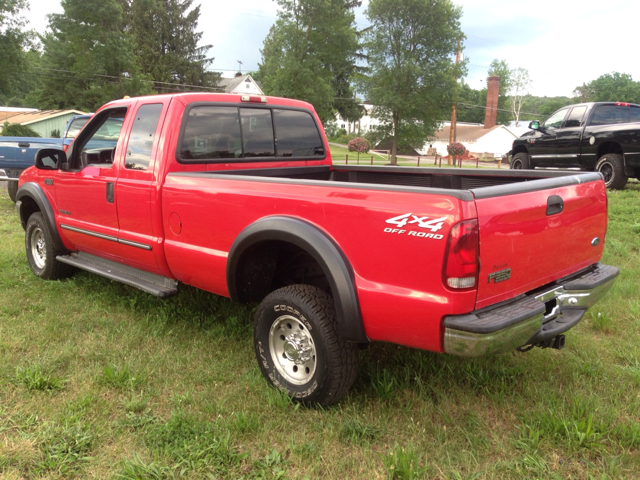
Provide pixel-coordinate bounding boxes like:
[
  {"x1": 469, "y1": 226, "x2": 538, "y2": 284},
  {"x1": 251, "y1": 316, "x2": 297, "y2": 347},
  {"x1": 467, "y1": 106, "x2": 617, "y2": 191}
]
[{"x1": 1, "y1": 181, "x2": 639, "y2": 479}]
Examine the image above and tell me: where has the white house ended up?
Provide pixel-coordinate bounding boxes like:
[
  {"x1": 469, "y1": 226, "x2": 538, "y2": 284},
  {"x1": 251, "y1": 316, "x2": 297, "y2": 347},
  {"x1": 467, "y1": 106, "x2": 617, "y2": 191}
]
[
  {"x1": 336, "y1": 106, "x2": 518, "y2": 158},
  {"x1": 217, "y1": 74, "x2": 264, "y2": 95},
  {"x1": 425, "y1": 122, "x2": 519, "y2": 158}
]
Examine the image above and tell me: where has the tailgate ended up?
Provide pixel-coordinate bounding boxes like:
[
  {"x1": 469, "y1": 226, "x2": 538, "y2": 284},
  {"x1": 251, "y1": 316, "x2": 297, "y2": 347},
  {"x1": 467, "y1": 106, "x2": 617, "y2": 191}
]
[{"x1": 472, "y1": 174, "x2": 608, "y2": 310}]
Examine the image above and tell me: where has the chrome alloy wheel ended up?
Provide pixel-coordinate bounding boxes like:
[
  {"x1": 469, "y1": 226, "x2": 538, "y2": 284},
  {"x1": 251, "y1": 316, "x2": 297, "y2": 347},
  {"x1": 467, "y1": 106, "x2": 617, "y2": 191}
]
[
  {"x1": 598, "y1": 161, "x2": 613, "y2": 184},
  {"x1": 30, "y1": 227, "x2": 47, "y2": 269},
  {"x1": 269, "y1": 315, "x2": 317, "y2": 385}
]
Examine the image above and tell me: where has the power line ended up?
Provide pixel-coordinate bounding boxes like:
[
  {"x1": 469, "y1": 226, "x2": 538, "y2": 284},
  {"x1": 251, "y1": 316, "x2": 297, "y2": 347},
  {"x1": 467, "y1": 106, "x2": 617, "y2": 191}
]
[{"x1": 30, "y1": 66, "x2": 226, "y2": 92}]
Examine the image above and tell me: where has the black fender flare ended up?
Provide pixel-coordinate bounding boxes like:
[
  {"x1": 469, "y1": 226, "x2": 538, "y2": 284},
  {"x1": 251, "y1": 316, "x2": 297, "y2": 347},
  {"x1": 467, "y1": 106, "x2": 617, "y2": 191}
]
[
  {"x1": 227, "y1": 216, "x2": 368, "y2": 343},
  {"x1": 15, "y1": 182, "x2": 66, "y2": 252}
]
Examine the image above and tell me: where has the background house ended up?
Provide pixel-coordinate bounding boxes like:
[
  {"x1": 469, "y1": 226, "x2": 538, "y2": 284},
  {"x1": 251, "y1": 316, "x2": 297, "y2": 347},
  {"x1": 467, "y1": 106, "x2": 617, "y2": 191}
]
[
  {"x1": 0, "y1": 109, "x2": 86, "y2": 137},
  {"x1": 425, "y1": 122, "x2": 518, "y2": 158},
  {"x1": 217, "y1": 74, "x2": 264, "y2": 95}
]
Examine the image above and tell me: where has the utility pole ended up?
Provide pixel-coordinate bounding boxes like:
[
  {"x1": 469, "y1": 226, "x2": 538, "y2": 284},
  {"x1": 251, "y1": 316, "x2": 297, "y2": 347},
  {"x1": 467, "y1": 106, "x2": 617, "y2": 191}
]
[{"x1": 448, "y1": 37, "x2": 460, "y2": 166}]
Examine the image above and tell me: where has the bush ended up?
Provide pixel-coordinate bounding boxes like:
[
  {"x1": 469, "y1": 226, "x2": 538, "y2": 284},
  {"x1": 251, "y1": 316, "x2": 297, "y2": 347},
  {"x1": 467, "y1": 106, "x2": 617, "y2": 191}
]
[
  {"x1": 0, "y1": 121, "x2": 41, "y2": 137},
  {"x1": 347, "y1": 137, "x2": 371, "y2": 156},
  {"x1": 50, "y1": 129, "x2": 61, "y2": 138},
  {"x1": 446, "y1": 142, "x2": 466, "y2": 157}
]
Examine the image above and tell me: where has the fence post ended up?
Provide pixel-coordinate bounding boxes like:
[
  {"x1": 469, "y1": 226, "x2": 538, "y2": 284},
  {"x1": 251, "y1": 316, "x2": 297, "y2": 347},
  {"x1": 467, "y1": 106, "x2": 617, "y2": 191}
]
[
  {"x1": 346, "y1": 154, "x2": 348, "y2": 165},
  {"x1": 357, "y1": 155, "x2": 359, "y2": 165},
  {"x1": 417, "y1": 156, "x2": 421, "y2": 167},
  {"x1": 439, "y1": 155, "x2": 442, "y2": 168},
  {"x1": 476, "y1": 156, "x2": 479, "y2": 168},
  {"x1": 371, "y1": 155, "x2": 373, "y2": 165}
]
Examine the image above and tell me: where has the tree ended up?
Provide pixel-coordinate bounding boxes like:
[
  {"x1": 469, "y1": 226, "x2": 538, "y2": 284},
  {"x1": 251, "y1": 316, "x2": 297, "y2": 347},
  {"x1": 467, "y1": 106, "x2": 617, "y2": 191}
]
[
  {"x1": 456, "y1": 80, "x2": 485, "y2": 123},
  {"x1": 508, "y1": 67, "x2": 531, "y2": 126},
  {"x1": 128, "y1": 0, "x2": 219, "y2": 93},
  {"x1": 360, "y1": 0, "x2": 464, "y2": 164},
  {"x1": 36, "y1": 0, "x2": 154, "y2": 111},
  {"x1": 487, "y1": 59, "x2": 511, "y2": 125},
  {"x1": 576, "y1": 72, "x2": 640, "y2": 105},
  {"x1": 258, "y1": 0, "x2": 362, "y2": 124},
  {"x1": 0, "y1": 0, "x2": 30, "y2": 101}
]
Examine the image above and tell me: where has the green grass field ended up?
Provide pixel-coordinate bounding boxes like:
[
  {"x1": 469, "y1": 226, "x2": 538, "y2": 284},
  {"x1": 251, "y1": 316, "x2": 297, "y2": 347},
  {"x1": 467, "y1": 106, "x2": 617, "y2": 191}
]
[{"x1": 1, "y1": 181, "x2": 639, "y2": 479}]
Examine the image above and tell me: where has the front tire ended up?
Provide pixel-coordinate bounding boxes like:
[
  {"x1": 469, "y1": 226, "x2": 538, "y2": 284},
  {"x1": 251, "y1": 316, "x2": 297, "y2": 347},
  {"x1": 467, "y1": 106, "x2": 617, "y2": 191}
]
[
  {"x1": 25, "y1": 212, "x2": 74, "y2": 280},
  {"x1": 7, "y1": 181, "x2": 18, "y2": 203},
  {"x1": 254, "y1": 285, "x2": 358, "y2": 406},
  {"x1": 510, "y1": 152, "x2": 531, "y2": 169},
  {"x1": 596, "y1": 153, "x2": 627, "y2": 190}
]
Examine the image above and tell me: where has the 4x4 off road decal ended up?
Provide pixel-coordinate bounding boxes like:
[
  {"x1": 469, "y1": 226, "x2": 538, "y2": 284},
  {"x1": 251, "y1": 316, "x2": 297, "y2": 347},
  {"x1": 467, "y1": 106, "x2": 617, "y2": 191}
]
[{"x1": 384, "y1": 213, "x2": 447, "y2": 240}]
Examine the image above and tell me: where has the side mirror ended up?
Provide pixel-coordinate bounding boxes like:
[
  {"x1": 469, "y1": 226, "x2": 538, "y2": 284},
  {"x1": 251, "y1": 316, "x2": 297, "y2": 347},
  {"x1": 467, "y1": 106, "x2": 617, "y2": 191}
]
[
  {"x1": 528, "y1": 120, "x2": 541, "y2": 130},
  {"x1": 35, "y1": 148, "x2": 67, "y2": 170}
]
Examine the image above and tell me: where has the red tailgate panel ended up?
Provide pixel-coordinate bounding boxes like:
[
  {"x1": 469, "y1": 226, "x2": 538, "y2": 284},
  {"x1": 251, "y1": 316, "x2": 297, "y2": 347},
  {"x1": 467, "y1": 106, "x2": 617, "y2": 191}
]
[{"x1": 474, "y1": 180, "x2": 608, "y2": 310}]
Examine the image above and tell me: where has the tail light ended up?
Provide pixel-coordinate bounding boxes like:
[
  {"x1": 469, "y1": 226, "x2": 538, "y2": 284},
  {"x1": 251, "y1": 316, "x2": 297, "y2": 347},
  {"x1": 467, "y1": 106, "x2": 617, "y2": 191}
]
[
  {"x1": 63, "y1": 144, "x2": 69, "y2": 152},
  {"x1": 443, "y1": 219, "x2": 479, "y2": 289}
]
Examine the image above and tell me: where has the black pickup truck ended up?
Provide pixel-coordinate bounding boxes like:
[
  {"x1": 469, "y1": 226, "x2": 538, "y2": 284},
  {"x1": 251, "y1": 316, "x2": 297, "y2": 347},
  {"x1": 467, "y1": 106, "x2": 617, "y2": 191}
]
[{"x1": 509, "y1": 101, "x2": 640, "y2": 189}]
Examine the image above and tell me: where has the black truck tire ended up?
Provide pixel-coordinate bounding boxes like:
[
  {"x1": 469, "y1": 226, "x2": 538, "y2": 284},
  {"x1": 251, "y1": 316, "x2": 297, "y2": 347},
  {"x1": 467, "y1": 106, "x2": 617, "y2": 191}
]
[
  {"x1": 25, "y1": 212, "x2": 75, "y2": 280},
  {"x1": 510, "y1": 152, "x2": 531, "y2": 169},
  {"x1": 7, "y1": 181, "x2": 18, "y2": 203},
  {"x1": 596, "y1": 154, "x2": 627, "y2": 190},
  {"x1": 254, "y1": 284, "x2": 358, "y2": 406}
]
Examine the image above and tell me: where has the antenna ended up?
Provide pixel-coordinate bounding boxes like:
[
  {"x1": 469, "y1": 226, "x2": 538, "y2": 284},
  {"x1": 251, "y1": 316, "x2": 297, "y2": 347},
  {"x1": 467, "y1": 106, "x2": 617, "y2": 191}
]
[{"x1": 237, "y1": 60, "x2": 243, "y2": 72}]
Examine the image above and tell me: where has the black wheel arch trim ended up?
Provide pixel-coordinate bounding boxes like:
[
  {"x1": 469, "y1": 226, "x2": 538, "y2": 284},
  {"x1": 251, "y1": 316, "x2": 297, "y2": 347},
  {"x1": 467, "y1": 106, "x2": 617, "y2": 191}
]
[
  {"x1": 227, "y1": 216, "x2": 368, "y2": 343},
  {"x1": 15, "y1": 182, "x2": 66, "y2": 252}
]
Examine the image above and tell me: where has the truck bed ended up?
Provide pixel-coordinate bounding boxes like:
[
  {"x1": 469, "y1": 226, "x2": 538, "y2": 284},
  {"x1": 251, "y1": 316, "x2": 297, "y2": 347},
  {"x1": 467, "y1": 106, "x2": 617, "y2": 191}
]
[{"x1": 175, "y1": 164, "x2": 601, "y2": 198}]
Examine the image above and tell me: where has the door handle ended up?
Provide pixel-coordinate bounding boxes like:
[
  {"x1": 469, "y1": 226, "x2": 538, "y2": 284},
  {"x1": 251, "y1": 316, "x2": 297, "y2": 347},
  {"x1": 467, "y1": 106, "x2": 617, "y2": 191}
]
[
  {"x1": 106, "y1": 182, "x2": 114, "y2": 203},
  {"x1": 18, "y1": 142, "x2": 30, "y2": 148},
  {"x1": 546, "y1": 195, "x2": 564, "y2": 216}
]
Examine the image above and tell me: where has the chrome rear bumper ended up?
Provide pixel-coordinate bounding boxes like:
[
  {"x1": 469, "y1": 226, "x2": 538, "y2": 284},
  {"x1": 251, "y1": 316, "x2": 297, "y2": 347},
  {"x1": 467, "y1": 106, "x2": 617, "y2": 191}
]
[{"x1": 443, "y1": 263, "x2": 618, "y2": 357}]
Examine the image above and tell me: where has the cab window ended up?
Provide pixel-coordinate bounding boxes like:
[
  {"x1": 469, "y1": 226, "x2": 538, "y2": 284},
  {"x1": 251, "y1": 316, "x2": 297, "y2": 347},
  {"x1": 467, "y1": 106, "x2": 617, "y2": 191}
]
[
  {"x1": 73, "y1": 108, "x2": 127, "y2": 169},
  {"x1": 563, "y1": 106, "x2": 587, "y2": 128},
  {"x1": 125, "y1": 104, "x2": 163, "y2": 171},
  {"x1": 180, "y1": 106, "x2": 242, "y2": 160},
  {"x1": 543, "y1": 109, "x2": 569, "y2": 129}
]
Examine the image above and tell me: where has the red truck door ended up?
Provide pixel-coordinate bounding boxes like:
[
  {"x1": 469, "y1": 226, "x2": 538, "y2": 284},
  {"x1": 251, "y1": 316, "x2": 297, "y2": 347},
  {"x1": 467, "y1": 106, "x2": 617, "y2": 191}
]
[
  {"x1": 114, "y1": 100, "x2": 170, "y2": 274},
  {"x1": 55, "y1": 108, "x2": 129, "y2": 259}
]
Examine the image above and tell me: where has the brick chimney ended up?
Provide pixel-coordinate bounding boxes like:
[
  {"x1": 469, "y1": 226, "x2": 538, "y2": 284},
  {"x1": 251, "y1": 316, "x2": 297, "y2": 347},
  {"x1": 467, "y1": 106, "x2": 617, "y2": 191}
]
[{"x1": 484, "y1": 76, "x2": 501, "y2": 129}]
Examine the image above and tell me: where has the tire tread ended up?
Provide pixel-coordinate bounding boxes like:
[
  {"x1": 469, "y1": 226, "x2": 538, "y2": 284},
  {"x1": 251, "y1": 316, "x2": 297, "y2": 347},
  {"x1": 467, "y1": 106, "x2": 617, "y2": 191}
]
[{"x1": 255, "y1": 284, "x2": 358, "y2": 406}]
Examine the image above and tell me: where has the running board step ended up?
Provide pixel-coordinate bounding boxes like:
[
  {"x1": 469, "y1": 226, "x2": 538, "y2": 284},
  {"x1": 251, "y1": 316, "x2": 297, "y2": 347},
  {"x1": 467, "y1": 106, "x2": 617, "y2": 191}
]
[{"x1": 57, "y1": 252, "x2": 178, "y2": 298}]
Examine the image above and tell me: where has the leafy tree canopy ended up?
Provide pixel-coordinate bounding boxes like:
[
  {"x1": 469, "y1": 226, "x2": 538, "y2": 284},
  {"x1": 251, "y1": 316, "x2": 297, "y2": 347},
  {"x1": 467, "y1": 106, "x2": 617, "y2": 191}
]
[
  {"x1": 574, "y1": 72, "x2": 640, "y2": 105},
  {"x1": 0, "y1": 0, "x2": 30, "y2": 100},
  {"x1": 128, "y1": 0, "x2": 219, "y2": 93},
  {"x1": 360, "y1": 0, "x2": 464, "y2": 164},
  {"x1": 35, "y1": 0, "x2": 154, "y2": 111},
  {"x1": 258, "y1": 0, "x2": 363, "y2": 124}
]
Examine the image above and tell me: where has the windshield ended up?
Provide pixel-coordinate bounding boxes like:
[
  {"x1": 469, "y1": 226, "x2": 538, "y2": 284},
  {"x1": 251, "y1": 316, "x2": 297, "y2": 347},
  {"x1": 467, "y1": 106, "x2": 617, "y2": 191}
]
[{"x1": 65, "y1": 117, "x2": 90, "y2": 139}]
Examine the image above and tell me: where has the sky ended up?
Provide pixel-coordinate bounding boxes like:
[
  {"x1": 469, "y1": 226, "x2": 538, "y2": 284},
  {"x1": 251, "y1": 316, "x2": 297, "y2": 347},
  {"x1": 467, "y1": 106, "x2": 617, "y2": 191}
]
[{"x1": 24, "y1": 0, "x2": 640, "y2": 98}]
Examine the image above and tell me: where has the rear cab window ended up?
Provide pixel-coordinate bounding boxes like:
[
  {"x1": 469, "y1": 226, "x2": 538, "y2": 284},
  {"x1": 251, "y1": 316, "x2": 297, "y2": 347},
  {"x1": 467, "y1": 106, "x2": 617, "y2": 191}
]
[
  {"x1": 178, "y1": 104, "x2": 325, "y2": 163},
  {"x1": 589, "y1": 105, "x2": 630, "y2": 125}
]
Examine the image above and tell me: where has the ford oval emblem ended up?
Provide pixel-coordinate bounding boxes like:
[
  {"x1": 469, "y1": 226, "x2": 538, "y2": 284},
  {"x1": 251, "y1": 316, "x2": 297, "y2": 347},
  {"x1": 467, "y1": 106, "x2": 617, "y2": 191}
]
[{"x1": 591, "y1": 237, "x2": 600, "y2": 247}]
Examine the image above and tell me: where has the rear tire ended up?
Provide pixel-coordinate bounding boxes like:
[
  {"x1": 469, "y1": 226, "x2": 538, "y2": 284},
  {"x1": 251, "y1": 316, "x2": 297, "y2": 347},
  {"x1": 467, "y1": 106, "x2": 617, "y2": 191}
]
[
  {"x1": 596, "y1": 153, "x2": 627, "y2": 190},
  {"x1": 7, "y1": 181, "x2": 18, "y2": 203},
  {"x1": 254, "y1": 284, "x2": 358, "y2": 406},
  {"x1": 25, "y1": 212, "x2": 75, "y2": 280},
  {"x1": 510, "y1": 152, "x2": 530, "y2": 169}
]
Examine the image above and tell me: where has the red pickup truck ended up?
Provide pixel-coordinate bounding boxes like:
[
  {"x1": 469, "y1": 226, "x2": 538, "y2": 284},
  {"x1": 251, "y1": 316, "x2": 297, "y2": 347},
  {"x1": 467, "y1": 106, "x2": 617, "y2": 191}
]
[{"x1": 15, "y1": 93, "x2": 618, "y2": 405}]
